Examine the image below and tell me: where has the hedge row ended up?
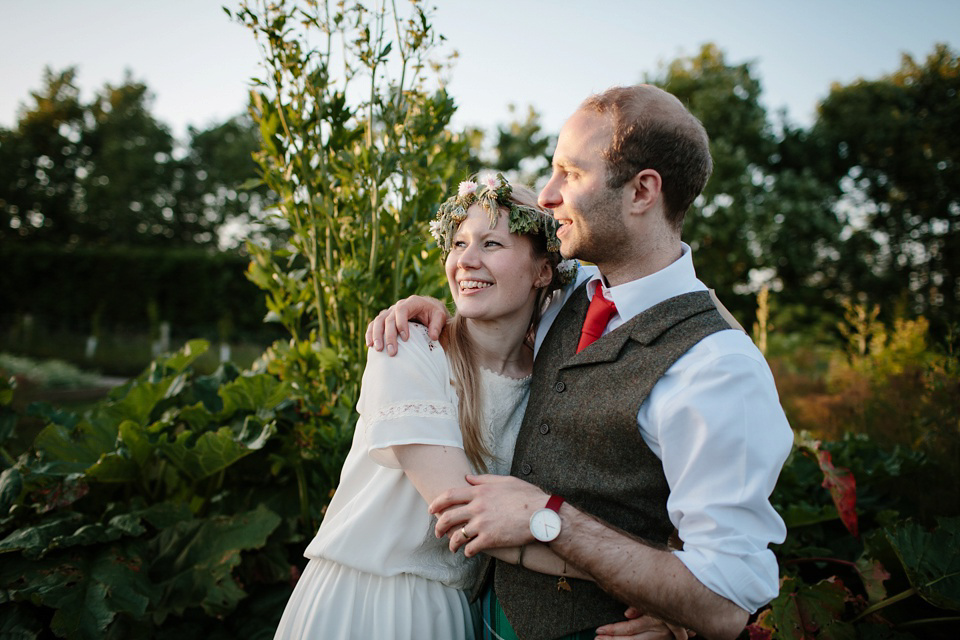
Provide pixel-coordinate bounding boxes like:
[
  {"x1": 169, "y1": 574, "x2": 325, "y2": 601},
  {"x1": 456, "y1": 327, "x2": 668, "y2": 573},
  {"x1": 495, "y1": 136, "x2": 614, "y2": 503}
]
[{"x1": 0, "y1": 244, "x2": 277, "y2": 340}]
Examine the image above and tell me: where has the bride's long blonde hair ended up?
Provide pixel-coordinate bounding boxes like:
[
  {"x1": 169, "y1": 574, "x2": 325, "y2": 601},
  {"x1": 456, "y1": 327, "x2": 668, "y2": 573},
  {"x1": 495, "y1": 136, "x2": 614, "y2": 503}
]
[{"x1": 438, "y1": 183, "x2": 562, "y2": 472}]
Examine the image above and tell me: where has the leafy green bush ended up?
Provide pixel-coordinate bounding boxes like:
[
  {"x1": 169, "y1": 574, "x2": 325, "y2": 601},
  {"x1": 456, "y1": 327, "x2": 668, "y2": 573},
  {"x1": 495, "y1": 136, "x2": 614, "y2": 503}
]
[
  {"x1": 746, "y1": 433, "x2": 960, "y2": 638},
  {"x1": 748, "y1": 296, "x2": 960, "y2": 638},
  {"x1": 780, "y1": 303, "x2": 960, "y2": 525},
  {"x1": 0, "y1": 341, "x2": 323, "y2": 639}
]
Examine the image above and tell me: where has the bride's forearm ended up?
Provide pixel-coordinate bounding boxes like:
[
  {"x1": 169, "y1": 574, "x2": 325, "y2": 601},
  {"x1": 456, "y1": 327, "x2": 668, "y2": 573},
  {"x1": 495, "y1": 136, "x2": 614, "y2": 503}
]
[
  {"x1": 392, "y1": 446, "x2": 589, "y2": 582},
  {"x1": 485, "y1": 544, "x2": 590, "y2": 580}
]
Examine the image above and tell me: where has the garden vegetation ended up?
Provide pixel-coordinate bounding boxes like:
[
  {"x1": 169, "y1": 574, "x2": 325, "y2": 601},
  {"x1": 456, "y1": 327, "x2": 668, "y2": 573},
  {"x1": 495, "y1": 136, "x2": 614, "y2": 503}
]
[{"x1": 0, "y1": 1, "x2": 957, "y2": 638}]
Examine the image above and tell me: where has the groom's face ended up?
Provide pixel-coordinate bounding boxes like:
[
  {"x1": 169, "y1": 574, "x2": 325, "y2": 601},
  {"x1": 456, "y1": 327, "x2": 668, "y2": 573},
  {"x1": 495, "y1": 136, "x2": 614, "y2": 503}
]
[{"x1": 538, "y1": 109, "x2": 628, "y2": 264}]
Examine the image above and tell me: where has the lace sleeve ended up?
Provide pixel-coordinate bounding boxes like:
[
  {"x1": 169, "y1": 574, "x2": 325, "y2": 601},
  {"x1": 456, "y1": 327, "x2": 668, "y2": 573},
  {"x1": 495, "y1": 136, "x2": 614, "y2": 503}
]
[
  {"x1": 359, "y1": 326, "x2": 461, "y2": 468},
  {"x1": 368, "y1": 400, "x2": 456, "y2": 426}
]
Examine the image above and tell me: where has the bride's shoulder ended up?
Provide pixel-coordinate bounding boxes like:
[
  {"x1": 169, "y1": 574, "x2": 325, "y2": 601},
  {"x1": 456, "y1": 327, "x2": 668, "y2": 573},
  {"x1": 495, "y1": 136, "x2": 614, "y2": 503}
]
[
  {"x1": 380, "y1": 322, "x2": 446, "y2": 367},
  {"x1": 405, "y1": 322, "x2": 442, "y2": 352}
]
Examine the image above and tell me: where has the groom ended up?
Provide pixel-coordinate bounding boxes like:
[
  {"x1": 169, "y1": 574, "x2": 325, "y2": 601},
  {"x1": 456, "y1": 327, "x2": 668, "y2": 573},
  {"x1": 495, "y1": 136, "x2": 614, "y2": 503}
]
[{"x1": 368, "y1": 85, "x2": 792, "y2": 640}]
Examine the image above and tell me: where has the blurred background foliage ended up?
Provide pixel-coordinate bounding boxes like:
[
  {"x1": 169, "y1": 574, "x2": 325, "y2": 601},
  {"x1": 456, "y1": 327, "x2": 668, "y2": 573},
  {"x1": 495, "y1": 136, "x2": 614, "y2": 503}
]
[{"x1": 0, "y1": 0, "x2": 957, "y2": 637}]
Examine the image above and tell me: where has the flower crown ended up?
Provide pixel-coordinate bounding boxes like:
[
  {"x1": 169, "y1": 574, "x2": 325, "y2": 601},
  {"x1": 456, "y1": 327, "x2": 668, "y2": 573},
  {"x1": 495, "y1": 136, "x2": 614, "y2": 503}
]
[{"x1": 428, "y1": 173, "x2": 578, "y2": 284}]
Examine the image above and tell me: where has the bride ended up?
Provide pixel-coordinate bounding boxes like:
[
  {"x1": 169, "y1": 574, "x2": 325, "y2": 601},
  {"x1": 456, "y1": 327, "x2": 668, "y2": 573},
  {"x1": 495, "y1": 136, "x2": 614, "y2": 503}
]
[{"x1": 274, "y1": 175, "x2": 587, "y2": 638}]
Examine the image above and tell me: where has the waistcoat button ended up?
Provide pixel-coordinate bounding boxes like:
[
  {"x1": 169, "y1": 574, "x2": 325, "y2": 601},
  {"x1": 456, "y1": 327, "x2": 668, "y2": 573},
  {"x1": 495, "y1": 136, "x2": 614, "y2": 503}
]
[
  {"x1": 539, "y1": 423, "x2": 550, "y2": 435},
  {"x1": 520, "y1": 462, "x2": 532, "y2": 475},
  {"x1": 554, "y1": 381, "x2": 565, "y2": 392}
]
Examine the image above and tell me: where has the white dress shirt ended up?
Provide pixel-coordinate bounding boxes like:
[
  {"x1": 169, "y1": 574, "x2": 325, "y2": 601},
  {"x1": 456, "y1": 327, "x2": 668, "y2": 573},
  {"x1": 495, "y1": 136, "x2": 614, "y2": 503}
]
[{"x1": 535, "y1": 244, "x2": 793, "y2": 613}]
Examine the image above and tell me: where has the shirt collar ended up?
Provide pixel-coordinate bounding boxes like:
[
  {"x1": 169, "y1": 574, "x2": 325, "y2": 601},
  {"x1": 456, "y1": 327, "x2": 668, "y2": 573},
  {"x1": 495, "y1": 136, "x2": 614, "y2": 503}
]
[{"x1": 585, "y1": 243, "x2": 706, "y2": 324}]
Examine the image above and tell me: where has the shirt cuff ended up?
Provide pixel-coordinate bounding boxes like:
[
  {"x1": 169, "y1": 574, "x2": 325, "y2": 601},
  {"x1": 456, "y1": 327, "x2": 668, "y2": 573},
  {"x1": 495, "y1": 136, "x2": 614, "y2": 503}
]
[{"x1": 674, "y1": 546, "x2": 782, "y2": 613}]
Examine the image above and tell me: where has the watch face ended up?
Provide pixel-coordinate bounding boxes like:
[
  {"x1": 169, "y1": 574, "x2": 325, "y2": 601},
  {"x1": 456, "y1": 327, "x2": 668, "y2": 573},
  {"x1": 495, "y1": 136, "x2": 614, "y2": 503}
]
[{"x1": 529, "y1": 508, "x2": 562, "y2": 542}]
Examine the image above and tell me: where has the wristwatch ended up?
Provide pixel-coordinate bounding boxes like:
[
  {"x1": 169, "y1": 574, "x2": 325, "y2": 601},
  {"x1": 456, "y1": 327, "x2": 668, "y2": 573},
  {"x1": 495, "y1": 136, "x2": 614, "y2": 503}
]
[{"x1": 529, "y1": 494, "x2": 565, "y2": 542}]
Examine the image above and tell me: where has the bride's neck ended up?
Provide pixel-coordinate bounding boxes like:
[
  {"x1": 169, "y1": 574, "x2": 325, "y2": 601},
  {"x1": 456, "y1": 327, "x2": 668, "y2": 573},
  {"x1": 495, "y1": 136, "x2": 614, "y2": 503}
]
[{"x1": 461, "y1": 317, "x2": 533, "y2": 378}]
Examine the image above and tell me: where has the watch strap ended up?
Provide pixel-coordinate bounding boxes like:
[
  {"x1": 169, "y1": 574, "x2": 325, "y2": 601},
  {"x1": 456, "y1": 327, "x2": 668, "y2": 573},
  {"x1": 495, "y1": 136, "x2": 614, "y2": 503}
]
[{"x1": 546, "y1": 494, "x2": 565, "y2": 513}]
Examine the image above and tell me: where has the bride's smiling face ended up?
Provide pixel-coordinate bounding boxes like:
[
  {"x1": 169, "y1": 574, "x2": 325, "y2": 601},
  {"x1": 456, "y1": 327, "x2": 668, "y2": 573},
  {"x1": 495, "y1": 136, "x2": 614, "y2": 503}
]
[{"x1": 445, "y1": 204, "x2": 550, "y2": 325}]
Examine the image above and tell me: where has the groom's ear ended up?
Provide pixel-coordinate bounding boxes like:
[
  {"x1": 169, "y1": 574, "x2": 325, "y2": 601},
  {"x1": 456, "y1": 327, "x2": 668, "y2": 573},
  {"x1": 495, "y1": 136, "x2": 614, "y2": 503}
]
[{"x1": 626, "y1": 168, "x2": 662, "y2": 215}]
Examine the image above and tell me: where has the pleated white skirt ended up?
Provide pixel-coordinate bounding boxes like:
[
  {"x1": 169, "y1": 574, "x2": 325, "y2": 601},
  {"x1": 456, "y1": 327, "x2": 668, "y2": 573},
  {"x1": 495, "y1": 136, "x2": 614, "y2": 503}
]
[{"x1": 274, "y1": 557, "x2": 476, "y2": 639}]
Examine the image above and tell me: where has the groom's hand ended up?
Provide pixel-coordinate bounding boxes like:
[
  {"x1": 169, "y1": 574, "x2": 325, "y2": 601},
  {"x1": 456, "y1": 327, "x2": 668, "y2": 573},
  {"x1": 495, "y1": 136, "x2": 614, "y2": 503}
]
[
  {"x1": 365, "y1": 295, "x2": 449, "y2": 355},
  {"x1": 596, "y1": 608, "x2": 695, "y2": 639},
  {"x1": 429, "y1": 474, "x2": 547, "y2": 557}
]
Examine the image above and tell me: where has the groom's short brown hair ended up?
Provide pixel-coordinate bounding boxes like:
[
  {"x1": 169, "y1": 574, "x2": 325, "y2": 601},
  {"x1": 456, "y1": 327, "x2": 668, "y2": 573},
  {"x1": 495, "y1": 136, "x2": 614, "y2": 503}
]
[{"x1": 580, "y1": 85, "x2": 713, "y2": 232}]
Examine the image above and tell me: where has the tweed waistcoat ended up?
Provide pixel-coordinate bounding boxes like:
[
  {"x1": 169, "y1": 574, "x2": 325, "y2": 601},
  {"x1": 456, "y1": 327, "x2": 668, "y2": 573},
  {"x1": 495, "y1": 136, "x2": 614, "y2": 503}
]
[{"x1": 487, "y1": 285, "x2": 731, "y2": 640}]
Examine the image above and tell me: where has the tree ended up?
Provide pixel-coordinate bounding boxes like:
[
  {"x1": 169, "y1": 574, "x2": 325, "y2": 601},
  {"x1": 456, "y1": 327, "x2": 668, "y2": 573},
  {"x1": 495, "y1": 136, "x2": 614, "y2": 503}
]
[
  {"x1": 812, "y1": 44, "x2": 960, "y2": 331},
  {"x1": 0, "y1": 69, "x2": 177, "y2": 247},
  {"x1": 456, "y1": 104, "x2": 552, "y2": 188},
  {"x1": 0, "y1": 69, "x2": 268, "y2": 249},
  {"x1": 176, "y1": 114, "x2": 276, "y2": 248},
  {"x1": 760, "y1": 122, "x2": 847, "y2": 332},
  {"x1": 80, "y1": 75, "x2": 178, "y2": 246},
  {"x1": 491, "y1": 104, "x2": 552, "y2": 184},
  {"x1": 650, "y1": 44, "x2": 845, "y2": 327},
  {"x1": 0, "y1": 67, "x2": 87, "y2": 244},
  {"x1": 651, "y1": 44, "x2": 774, "y2": 306}
]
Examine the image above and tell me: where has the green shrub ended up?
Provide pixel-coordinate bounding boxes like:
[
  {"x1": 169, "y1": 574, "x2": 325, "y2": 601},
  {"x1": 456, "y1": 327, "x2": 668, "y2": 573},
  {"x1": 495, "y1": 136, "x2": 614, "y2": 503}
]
[
  {"x1": 0, "y1": 341, "x2": 321, "y2": 639},
  {"x1": 748, "y1": 433, "x2": 960, "y2": 639},
  {"x1": 749, "y1": 294, "x2": 960, "y2": 638},
  {"x1": 779, "y1": 303, "x2": 960, "y2": 524}
]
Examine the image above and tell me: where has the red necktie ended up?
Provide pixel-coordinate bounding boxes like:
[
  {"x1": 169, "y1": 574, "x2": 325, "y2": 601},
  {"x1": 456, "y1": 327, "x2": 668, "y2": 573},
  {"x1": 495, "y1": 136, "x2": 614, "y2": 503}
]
[{"x1": 576, "y1": 286, "x2": 617, "y2": 353}]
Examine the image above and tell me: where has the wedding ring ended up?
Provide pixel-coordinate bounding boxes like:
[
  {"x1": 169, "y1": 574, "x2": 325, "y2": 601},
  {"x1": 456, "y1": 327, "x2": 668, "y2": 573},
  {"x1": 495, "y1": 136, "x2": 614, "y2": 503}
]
[{"x1": 461, "y1": 526, "x2": 474, "y2": 539}]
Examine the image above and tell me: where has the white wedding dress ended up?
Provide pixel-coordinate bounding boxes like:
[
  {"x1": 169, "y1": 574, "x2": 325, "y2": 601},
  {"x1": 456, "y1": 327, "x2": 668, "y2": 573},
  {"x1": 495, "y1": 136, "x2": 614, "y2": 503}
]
[{"x1": 274, "y1": 324, "x2": 529, "y2": 639}]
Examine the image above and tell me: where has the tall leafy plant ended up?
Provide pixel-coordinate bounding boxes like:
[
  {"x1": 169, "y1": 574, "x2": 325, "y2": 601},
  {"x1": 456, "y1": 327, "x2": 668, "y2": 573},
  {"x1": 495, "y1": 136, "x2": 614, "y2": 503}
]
[{"x1": 232, "y1": 0, "x2": 468, "y2": 518}]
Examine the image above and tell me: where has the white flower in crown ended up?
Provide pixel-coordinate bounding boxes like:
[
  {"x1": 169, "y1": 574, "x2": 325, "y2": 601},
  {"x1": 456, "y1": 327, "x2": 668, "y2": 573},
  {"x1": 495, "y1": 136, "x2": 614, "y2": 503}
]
[
  {"x1": 428, "y1": 219, "x2": 443, "y2": 244},
  {"x1": 458, "y1": 181, "x2": 478, "y2": 197},
  {"x1": 482, "y1": 175, "x2": 499, "y2": 191},
  {"x1": 556, "y1": 259, "x2": 579, "y2": 285}
]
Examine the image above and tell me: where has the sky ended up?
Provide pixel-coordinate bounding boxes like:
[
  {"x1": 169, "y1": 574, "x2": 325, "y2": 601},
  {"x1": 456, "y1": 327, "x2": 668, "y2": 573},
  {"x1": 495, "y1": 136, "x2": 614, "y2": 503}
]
[{"x1": 2, "y1": 0, "x2": 958, "y2": 142}]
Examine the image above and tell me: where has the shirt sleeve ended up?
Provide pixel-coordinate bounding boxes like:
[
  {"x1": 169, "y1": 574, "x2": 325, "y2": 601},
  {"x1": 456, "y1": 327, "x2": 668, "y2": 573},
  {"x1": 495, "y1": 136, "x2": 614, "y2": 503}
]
[
  {"x1": 358, "y1": 326, "x2": 462, "y2": 469},
  {"x1": 638, "y1": 330, "x2": 794, "y2": 613}
]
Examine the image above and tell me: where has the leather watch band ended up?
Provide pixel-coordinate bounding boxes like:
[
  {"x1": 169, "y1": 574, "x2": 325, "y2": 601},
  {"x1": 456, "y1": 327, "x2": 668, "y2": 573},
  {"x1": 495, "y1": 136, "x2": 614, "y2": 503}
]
[{"x1": 546, "y1": 494, "x2": 565, "y2": 513}]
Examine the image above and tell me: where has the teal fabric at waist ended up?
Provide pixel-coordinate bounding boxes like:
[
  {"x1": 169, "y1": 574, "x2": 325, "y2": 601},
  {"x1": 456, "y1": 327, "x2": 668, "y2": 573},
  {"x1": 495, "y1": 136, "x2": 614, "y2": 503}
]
[{"x1": 479, "y1": 585, "x2": 596, "y2": 640}]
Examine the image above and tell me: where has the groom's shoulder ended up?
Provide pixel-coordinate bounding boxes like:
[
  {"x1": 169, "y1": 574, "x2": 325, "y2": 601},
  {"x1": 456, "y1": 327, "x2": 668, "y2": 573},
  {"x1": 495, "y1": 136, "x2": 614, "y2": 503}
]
[{"x1": 679, "y1": 327, "x2": 776, "y2": 381}]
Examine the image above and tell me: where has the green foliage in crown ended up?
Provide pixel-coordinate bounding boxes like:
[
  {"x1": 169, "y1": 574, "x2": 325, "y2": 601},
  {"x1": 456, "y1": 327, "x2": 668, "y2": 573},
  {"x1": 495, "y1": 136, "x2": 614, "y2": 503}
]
[{"x1": 429, "y1": 173, "x2": 562, "y2": 256}]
